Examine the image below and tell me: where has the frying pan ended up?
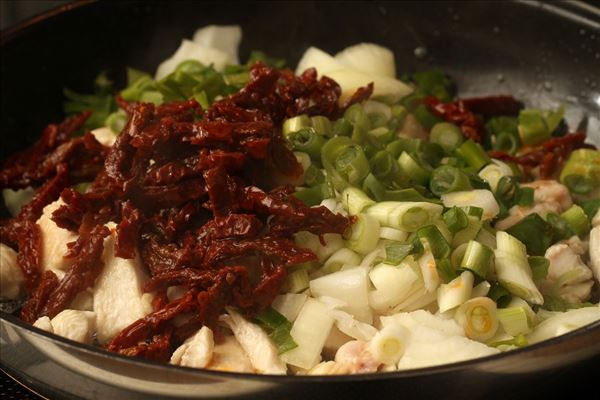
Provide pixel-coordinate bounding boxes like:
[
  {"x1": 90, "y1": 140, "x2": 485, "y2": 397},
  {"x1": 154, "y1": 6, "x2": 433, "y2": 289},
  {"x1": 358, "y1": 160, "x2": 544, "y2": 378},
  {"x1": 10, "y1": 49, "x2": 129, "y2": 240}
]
[{"x1": 1, "y1": 1, "x2": 599, "y2": 399}]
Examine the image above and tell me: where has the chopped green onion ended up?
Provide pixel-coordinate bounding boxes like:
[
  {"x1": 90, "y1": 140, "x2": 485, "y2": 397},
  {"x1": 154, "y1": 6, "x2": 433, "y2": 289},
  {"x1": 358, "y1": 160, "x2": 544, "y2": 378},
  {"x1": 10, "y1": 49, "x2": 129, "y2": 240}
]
[
  {"x1": 430, "y1": 122, "x2": 464, "y2": 154},
  {"x1": 581, "y1": 199, "x2": 600, "y2": 223},
  {"x1": 253, "y1": 307, "x2": 298, "y2": 354},
  {"x1": 345, "y1": 213, "x2": 381, "y2": 255},
  {"x1": 463, "y1": 206, "x2": 484, "y2": 219},
  {"x1": 322, "y1": 136, "x2": 370, "y2": 190},
  {"x1": 564, "y1": 174, "x2": 594, "y2": 195},
  {"x1": 429, "y1": 165, "x2": 472, "y2": 196},
  {"x1": 451, "y1": 215, "x2": 483, "y2": 248},
  {"x1": 398, "y1": 152, "x2": 431, "y2": 186},
  {"x1": 495, "y1": 176, "x2": 518, "y2": 204},
  {"x1": 494, "y1": 231, "x2": 544, "y2": 305},
  {"x1": 417, "y1": 224, "x2": 451, "y2": 260},
  {"x1": 369, "y1": 150, "x2": 405, "y2": 187},
  {"x1": 518, "y1": 109, "x2": 548, "y2": 146},
  {"x1": 344, "y1": 103, "x2": 371, "y2": 131},
  {"x1": 560, "y1": 204, "x2": 590, "y2": 237},
  {"x1": 443, "y1": 207, "x2": 469, "y2": 234},
  {"x1": 283, "y1": 115, "x2": 311, "y2": 138},
  {"x1": 341, "y1": 187, "x2": 375, "y2": 216},
  {"x1": 506, "y1": 213, "x2": 553, "y2": 256},
  {"x1": 247, "y1": 50, "x2": 286, "y2": 68},
  {"x1": 311, "y1": 116, "x2": 332, "y2": 136},
  {"x1": 489, "y1": 333, "x2": 528, "y2": 348},
  {"x1": 442, "y1": 190, "x2": 500, "y2": 221},
  {"x1": 450, "y1": 243, "x2": 469, "y2": 268},
  {"x1": 104, "y1": 110, "x2": 128, "y2": 134},
  {"x1": 460, "y1": 240, "x2": 494, "y2": 279},
  {"x1": 493, "y1": 131, "x2": 520, "y2": 154},
  {"x1": 487, "y1": 282, "x2": 512, "y2": 308},
  {"x1": 515, "y1": 187, "x2": 535, "y2": 207},
  {"x1": 288, "y1": 128, "x2": 326, "y2": 161},
  {"x1": 546, "y1": 212, "x2": 574, "y2": 243},
  {"x1": 455, "y1": 297, "x2": 499, "y2": 342},
  {"x1": 332, "y1": 118, "x2": 353, "y2": 137},
  {"x1": 303, "y1": 164, "x2": 326, "y2": 187},
  {"x1": 293, "y1": 186, "x2": 324, "y2": 207},
  {"x1": 559, "y1": 149, "x2": 600, "y2": 195},
  {"x1": 456, "y1": 140, "x2": 491, "y2": 171},
  {"x1": 436, "y1": 258, "x2": 459, "y2": 283},
  {"x1": 368, "y1": 127, "x2": 394, "y2": 146},
  {"x1": 528, "y1": 256, "x2": 549, "y2": 282},
  {"x1": 366, "y1": 201, "x2": 443, "y2": 232},
  {"x1": 497, "y1": 306, "x2": 531, "y2": 335},
  {"x1": 384, "y1": 243, "x2": 414, "y2": 265}
]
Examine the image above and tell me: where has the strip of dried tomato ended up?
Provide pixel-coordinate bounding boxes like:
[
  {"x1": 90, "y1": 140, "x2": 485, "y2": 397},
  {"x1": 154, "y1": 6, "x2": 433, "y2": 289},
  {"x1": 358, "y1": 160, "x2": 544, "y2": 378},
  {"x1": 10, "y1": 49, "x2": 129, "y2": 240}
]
[
  {"x1": 423, "y1": 96, "x2": 484, "y2": 142},
  {"x1": 42, "y1": 224, "x2": 110, "y2": 318},
  {"x1": 461, "y1": 95, "x2": 522, "y2": 118},
  {"x1": 16, "y1": 221, "x2": 43, "y2": 294},
  {"x1": 20, "y1": 270, "x2": 59, "y2": 323},
  {"x1": 115, "y1": 201, "x2": 142, "y2": 259}
]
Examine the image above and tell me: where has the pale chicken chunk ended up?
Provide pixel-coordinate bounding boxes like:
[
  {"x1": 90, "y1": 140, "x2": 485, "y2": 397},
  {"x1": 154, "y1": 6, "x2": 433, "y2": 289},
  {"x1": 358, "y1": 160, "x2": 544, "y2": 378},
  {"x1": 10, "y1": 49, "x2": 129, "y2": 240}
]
[
  {"x1": 495, "y1": 180, "x2": 572, "y2": 230},
  {"x1": 540, "y1": 238, "x2": 594, "y2": 304},
  {"x1": 90, "y1": 127, "x2": 117, "y2": 147},
  {"x1": 333, "y1": 340, "x2": 380, "y2": 374},
  {"x1": 36, "y1": 200, "x2": 78, "y2": 279},
  {"x1": 221, "y1": 308, "x2": 287, "y2": 374},
  {"x1": 0, "y1": 243, "x2": 24, "y2": 299},
  {"x1": 33, "y1": 316, "x2": 53, "y2": 332},
  {"x1": 49, "y1": 309, "x2": 96, "y2": 344},
  {"x1": 93, "y1": 224, "x2": 154, "y2": 344},
  {"x1": 588, "y1": 226, "x2": 600, "y2": 283},
  {"x1": 207, "y1": 335, "x2": 254, "y2": 373},
  {"x1": 170, "y1": 326, "x2": 214, "y2": 368}
]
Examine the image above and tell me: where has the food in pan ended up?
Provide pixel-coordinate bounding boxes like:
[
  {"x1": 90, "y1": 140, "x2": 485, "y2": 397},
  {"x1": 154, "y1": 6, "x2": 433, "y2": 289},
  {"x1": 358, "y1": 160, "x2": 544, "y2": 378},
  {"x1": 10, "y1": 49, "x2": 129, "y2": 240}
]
[{"x1": 1, "y1": 25, "x2": 599, "y2": 375}]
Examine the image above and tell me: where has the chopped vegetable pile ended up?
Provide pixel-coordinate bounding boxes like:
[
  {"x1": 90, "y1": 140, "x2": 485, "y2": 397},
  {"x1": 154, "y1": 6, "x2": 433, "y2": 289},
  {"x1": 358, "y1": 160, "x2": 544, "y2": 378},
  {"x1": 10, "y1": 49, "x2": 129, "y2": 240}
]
[{"x1": 1, "y1": 25, "x2": 599, "y2": 375}]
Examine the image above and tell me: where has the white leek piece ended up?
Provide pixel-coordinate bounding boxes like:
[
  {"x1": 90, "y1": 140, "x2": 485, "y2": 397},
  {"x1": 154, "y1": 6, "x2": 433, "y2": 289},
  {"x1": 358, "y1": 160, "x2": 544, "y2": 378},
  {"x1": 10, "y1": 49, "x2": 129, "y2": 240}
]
[
  {"x1": 471, "y1": 281, "x2": 491, "y2": 298},
  {"x1": 281, "y1": 298, "x2": 335, "y2": 369},
  {"x1": 507, "y1": 297, "x2": 536, "y2": 326},
  {"x1": 155, "y1": 39, "x2": 232, "y2": 80},
  {"x1": 366, "y1": 201, "x2": 443, "y2": 232},
  {"x1": 441, "y1": 190, "x2": 500, "y2": 220},
  {"x1": 417, "y1": 242, "x2": 440, "y2": 293},
  {"x1": 328, "y1": 308, "x2": 378, "y2": 341},
  {"x1": 0, "y1": 243, "x2": 23, "y2": 300},
  {"x1": 295, "y1": 46, "x2": 345, "y2": 76},
  {"x1": 334, "y1": 43, "x2": 396, "y2": 78},
  {"x1": 294, "y1": 231, "x2": 344, "y2": 263},
  {"x1": 309, "y1": 266, "x2": 371, "y2": 322},
  {"x1": 526, "y1": 305, "x2": 600, "y2": 344},
  {"x1": 362, "y1": 100, "x2": 392, "y2": 120},
  {"x1": 455, "y1": 297, "x2": 499, "y2": 342},
  {"x1": 192, "y1": 25, "x2": 242, "y2": 64},
  {"x1": 271, "y1": 293, "x2": 308, "y2": 322},
  {"x1": 437, "y1": 271, "x2": 474, "y2": 313},
  {"x1": 323, "y1": 248, "x2": 362, "y2": 274},
  {"x1": 325, "y1": 69, "x2": 413, "y2": 105},
  {"x1": 379, "y1": 227, "x2": 408, "y2": 242},
  {"x1": 369, "y1": 324, "x2": 410, "y2": 365},
  {"x1": 451, "y1": 216, "x2": 483, "y2": 248},
  {"x1": 368, "y1": 261, "x2": 420, "y2": 311},
  {"x1": 494, "y1": 231, "x2": 544, "y2": 305},
  {"x1": 478, "y1": 159, "x2": 513, "y2": 192}
]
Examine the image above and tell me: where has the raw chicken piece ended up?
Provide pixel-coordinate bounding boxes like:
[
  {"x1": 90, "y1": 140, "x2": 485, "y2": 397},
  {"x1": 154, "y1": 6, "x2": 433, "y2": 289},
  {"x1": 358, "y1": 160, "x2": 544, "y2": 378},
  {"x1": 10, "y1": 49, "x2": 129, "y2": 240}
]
[
  {"x1": 93, "y1": 223, "x2": 154, "y2": 343},
  {"x1": 0, "y1": 243, "x2": 23, "y2": 299},
  {"x1": 36, "y1": 200, "x2": 78, "y2": 279},
  {"x1": 221, "y1": 308, "x2": 287, "y2": 374},
  {"x1": 207, "y1": 335, "x2": 254, "y2": 373},
  {"x1": 33, "y1": 316, "x2": 53, "y2": 332},
  {"x1": 333, "y1": 340, "x2": 380, "y2": 373},
  {"x1": 590, "y1": 226, "x2": 600, "y2": 283},
  {"x1": 170, "y1": 326, "x2": 214, "y2": 368},
  {"x1": 49, "y1": 309, "x2": 96, "y2": 344},
  {"x1": 540, "y1": 238, "x2": 594, "y2": 304},
  {"x1": 495, "y1": 180, "x2": 572, "y2": 230}
]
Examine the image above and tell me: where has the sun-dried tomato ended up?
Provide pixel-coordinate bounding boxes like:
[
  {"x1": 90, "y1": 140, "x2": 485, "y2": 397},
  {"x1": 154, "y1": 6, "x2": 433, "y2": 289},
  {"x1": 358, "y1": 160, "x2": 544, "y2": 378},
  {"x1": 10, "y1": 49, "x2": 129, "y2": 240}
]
[
  {"x1": 461, "y1": 95, "x2": 522, "y2": 118},
  {"x1": 42, "y1": 224, "x2": 109, "y2": 318},
  {"x1": 15, "y1": 221, "x2": 43, "y2": 294},
  {"x1": 489, "y1": 132, "x2": 594, "y2": 178},
  {"x1": 115, "y1": 201, "x2": 142, "y2": 259},
  {"x1": 423, "y1": 96, "x2": 485, "y2": 142},
  {"x1": 20, "y1": 270, "x2": 59, "y2": 323}
]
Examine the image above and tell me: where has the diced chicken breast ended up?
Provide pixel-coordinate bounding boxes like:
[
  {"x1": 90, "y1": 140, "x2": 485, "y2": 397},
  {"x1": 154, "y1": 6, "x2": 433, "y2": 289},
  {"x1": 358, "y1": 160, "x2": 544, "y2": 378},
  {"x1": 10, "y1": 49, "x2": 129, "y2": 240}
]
[
  {"x1": 0, "y1": 243, "x2": 24, "y2": 300},
  {"x1": 221, "y1": 308, "x2": 287, "y2": 374},
  {"x1": 36, "y1": 200, "x2": 79, "y2": 279},
  {"x1": 592, "y1": 210, "x2": 600, "y2": 228},
  {"x1": 50, "y1": 309, "x2": 96, "y2": 344},
  {"x1": 589, "y1": 226, "x2": 600, "y2": 283},
  {"x1": 495, "y1": 180, "x2": 572, "y2": 230},
  {"x1": 33, "y1": 316, "x2": 53, "y2": 333},
  {"x1": 91, "y1": 127, "x2": 117, "y2": 147},
  {"x1": 207, "y1": 335, "x2": 254, "y2": 373},
  {"x1": 69, "y1": 288, "x2": 94, "y2": 311},
  {"x1": 540, "y1": 239, "x2": 594, "y2": 304},
  {"x1": 170, "y1": 326, "x2": 214, "y2": 368},
  {"x1": 334, "y1": 340, "x2": 380, "y2": 373},
  {"x1": 93, "y1": 224, "x2": 154, "y2": 343}
]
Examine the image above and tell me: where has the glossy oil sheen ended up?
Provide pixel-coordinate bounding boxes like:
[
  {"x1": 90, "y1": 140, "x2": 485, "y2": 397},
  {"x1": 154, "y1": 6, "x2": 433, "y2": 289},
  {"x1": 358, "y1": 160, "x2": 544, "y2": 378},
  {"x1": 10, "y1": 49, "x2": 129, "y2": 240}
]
[{"x1": 1, "y1": 1, "x2": 599, "y2": 399}]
